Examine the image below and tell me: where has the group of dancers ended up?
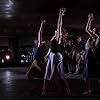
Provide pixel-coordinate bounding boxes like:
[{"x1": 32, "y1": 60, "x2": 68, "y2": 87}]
[{"x1": 26, "y1": 8, "x2": 100, "y2": 96}]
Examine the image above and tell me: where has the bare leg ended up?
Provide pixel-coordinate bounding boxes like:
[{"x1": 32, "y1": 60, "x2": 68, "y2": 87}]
[
  {"x1": 74, "y1": 54, "x2": 81, "y2": 74},
  {"x1": 83, "y1": 77, "x2": 91, "y2": 94},
  {"x1": 26, "y1": 60, "x2": 42, "y2": 91},
  {"x1": 63, "y1": 79, "x2": 71, "y2": 95},
  {"x1": 26, "y1": 60, "x2": 41, "y2": 80},
  {"x1": 75, "y1": 63, "x2": 80, "y2": 74},
  {"x1": 41, "y1": 79, "x2": 49, "y2": 95},
  {"x1": 26, "y1": 66, "x2": 34, "y2": 81},
  {"x1": 56, "y1": 53, "x2": 71, "y2": 95},
  {"x1": 74, "y1": 53, "x2": 79, "y2": 74}
]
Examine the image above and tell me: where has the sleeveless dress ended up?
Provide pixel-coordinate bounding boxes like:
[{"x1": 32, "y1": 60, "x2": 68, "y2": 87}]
[{"x1": 44, "y1": 39, "x2": 65, "y2": 80}]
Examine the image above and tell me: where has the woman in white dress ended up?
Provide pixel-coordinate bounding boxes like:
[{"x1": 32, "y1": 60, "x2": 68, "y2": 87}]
[{"x1": 41, "y1": 8, "x2": 71, "y2": 96}]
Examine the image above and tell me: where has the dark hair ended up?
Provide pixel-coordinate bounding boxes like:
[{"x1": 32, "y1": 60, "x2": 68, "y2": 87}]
[
  {"x1": 92, "y1": 26, "x2": 100, "y2": 35},
  {"x1": 62, "y1": 28, "x2": 68, "y2": 34},
  {"x1": 51, "y1": 39, "x2": 58, "y2": 47},
  {"x1": 51, "y1": 39, "x2": 59, "y2": 53},
  {"x1": 89, "y1": 37, "x2": 93, "y2": 43}
]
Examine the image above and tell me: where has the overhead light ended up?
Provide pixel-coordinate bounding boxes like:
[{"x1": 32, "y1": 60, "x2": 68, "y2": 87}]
[
  {"x1": 3, "y1": 0, "x2": 15, "y2": 18},
  {"x1": 5, "y1": 0, "x2": 14, "y2": 8},
  {"x1": 8, "y1": 0, "x2": 14, "y2": 5},
  {"x1": 5, "y1": 55, "x2": 10, "y2": 60}
]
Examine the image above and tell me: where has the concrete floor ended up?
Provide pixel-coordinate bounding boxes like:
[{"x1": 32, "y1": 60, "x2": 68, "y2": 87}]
[{"x1": 0, "y1": 67, "x2": 100, "y2": 100}]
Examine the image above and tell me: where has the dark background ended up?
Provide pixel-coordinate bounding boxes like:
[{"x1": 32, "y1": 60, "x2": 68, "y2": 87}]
[
  {"x1": 0, "y1": 0, "x2": 100, "y2": 37},
  {"x1": 0, "y1": 0, "x2": 100, "y2": 78}
]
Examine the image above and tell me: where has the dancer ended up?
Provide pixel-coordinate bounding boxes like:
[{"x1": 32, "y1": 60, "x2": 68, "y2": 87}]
[
  {"x1": 26, "y1": 20, "x2": 46, "y2": 80},
  {"x1": 74, "y1": 36, "x2": 84, "y2": 74},
  {"x1": 41, "y1": 8, "x2": 71, "y2": 96},
  {"x1": 66, "y1": 40, "x2": 74, "y2": 74},
  {"x1": 60, "y1": 28, "x2": 69, "y2": 73},
  {"x1": 32, "y1": 40, "x2": 38, "y2": 61},
  {"x1": 83, "y1": 13, "x2": 99, "y2": 94}
]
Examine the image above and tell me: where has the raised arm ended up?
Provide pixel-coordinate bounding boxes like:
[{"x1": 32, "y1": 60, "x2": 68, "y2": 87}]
[
  {"x1": 92, "y1": 31, "x2": 100, "y2": 46},
  {"x1": 38, "y1": 20, "x2": 46, "y2": 47},
  {"x1": 50, "y1": 8, "x2": 66, "y2": 44},
  {"x1": 59, "y1": 8, "x2": 66, "y2": 36},
  {"x1": 58, "y1": 8, "x2": 66, "y2": 44},
  {"x1": 44, "y1": 48, "x2": 51, "y2": 58},
  {"x1": 56, "y1": 8, "x2": 62, "y2": 41},
  {"x1": 50, "y1": 8, "x2": 63, "y2": 42},
  {"x1": 85, "y1": 13, "x2": 94, "y2": 38},
  {"x1": 50, "y1": 30, "x2": 57, "y2": 41}
]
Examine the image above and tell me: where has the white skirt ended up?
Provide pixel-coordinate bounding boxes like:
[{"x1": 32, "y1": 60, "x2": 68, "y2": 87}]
[{"x1": 44, "y1": 52, "x2": 65, "y2": 80}]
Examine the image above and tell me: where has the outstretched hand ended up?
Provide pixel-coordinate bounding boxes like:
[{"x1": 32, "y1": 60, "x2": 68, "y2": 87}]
[
  {"x1": 62, "y1": 8, "x2": 66, "y2": 16},
  {"x1": 59, "y1": 8, "x2": 66, "y2": 16},
  {"x1": 88, "y1": 13, "x2": 94, "y2": 21},
  {"x1": 88, "y1": 13, "x2": 93, "y2": 18},
  {"x1": 41, "y1": 20, "x2": 46, "y2": 25}
]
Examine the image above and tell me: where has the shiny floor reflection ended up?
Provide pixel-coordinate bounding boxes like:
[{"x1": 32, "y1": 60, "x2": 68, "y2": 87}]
[{"x1": 0, "y1": 67, "x2": 100, "y2": 100}]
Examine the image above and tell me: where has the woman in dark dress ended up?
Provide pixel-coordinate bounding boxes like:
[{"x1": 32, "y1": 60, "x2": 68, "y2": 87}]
[
  {"x1": 26, "y1": 20, "x2": 46, "y2": 80},
  {"x1": 83, "y1": 13, "x2": 99, "y2": 94}
]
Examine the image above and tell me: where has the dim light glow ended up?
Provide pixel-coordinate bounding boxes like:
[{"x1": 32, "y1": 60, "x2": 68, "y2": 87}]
[
  {"x1": 5, "y1": 14, "x2": 12, "y2": 18},
  {"x1": 8, "y1": 0, "x2": 14, "y2": 5},
  {"x1": 6, "y1": 71, "x2": 11, "y2": 77},
  {"x1": 0, "y1": 0, "x2": 16, "y2": 18},
  {"x1": 5, "y1": 0, "x2": 13, "y2": 7},
  {"x1": 6, "y1": 55, "x2": 10, "y2": 60}
]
